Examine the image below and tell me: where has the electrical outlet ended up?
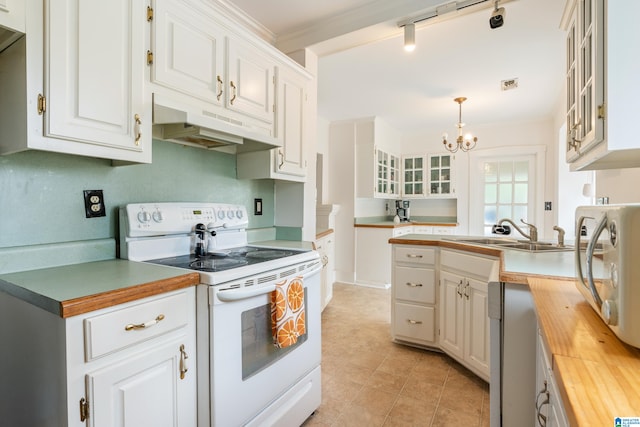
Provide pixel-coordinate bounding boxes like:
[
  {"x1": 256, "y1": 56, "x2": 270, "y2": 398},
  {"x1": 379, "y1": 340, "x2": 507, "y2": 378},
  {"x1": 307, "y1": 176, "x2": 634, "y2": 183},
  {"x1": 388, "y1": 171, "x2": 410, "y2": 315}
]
[
  {"x1": 254, "y1": 198, "x2": 263, "y2": 216},
  {"x1": 83, "y1": 190, "x2": 106, "y2": 218},
  {"x1": 544, "y1": 201, "x2": 552, "y2": 211}
]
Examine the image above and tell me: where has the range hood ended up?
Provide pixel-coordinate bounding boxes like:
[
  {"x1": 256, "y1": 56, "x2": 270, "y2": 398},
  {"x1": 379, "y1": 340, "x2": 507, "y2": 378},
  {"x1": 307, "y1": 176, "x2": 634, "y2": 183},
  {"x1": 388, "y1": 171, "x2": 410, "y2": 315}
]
[{"x1": 152, "y1": 94, "x2": 282, "y2": 153}]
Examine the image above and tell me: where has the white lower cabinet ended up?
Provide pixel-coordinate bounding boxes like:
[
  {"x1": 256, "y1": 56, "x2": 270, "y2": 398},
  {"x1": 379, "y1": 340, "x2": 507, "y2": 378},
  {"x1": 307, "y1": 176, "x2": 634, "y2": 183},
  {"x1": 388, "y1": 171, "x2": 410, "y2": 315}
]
[
  {"x1": 0, "y1": 287, "x2": 196, "y2": 426},
  {"x1": 391, "y1": 246, "x2": 438, "y2": 347},
  {"x1": 535, "y1": 330, "x2": 569, "y2": 427},
  {"x1": 439, "y1": 249, "x2": 497, "y2": 381},
  {"x1": 391, "y1": 245, "x2": 495, "y2": 364}
]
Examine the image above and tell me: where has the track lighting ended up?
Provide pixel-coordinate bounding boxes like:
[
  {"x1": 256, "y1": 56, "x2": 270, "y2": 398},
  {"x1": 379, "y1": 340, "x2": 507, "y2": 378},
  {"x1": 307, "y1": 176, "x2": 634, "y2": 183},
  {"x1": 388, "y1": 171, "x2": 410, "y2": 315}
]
[{"x1": 404, "y1": 23, "x2": 415, "y2": 52}]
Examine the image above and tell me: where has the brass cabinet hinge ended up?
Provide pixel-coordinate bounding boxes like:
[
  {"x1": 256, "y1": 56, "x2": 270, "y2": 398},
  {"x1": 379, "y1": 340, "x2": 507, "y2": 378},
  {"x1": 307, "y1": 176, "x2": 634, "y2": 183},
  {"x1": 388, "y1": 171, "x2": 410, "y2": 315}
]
[
  {"x1": 37, "y1": 94, "x2": 46, "y2": 115},
  {"x1": 79, "y1": 397, "x2": 89, "y2": 422},
  {"x1": 146, "y1": 50, "x2": 154, "y2": 65},
  {"x1": 146, "y1": 6, "x2": 154, "y2": 21},
  {"x1": 597, "y1": 104, "x2": 606, "y2": 119}
]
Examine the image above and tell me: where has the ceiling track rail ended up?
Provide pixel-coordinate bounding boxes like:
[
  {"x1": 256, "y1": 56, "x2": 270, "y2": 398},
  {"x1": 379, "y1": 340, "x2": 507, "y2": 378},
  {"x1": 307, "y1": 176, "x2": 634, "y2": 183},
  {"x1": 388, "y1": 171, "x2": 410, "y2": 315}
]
[{"x1": 397, "y1": 0, "x2": 494, "y2": 27}]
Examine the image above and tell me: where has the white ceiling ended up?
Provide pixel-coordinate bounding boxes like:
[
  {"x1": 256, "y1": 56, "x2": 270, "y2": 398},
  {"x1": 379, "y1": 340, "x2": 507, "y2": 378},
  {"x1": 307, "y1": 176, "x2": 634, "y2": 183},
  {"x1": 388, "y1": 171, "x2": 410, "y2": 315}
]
[{"x1": 225, "y1": 0, "x2": 567, "y2": 133}]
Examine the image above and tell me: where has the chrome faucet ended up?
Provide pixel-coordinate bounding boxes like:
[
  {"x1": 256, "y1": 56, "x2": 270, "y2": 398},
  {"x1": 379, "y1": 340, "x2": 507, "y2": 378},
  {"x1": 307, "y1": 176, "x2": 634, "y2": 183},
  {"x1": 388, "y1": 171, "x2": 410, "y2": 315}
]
[
  {"x1": 553, "y1": 225, "x2": 565, "y2": 247},
  {"x1": 498, "y1": 218, "x2": 538, "y2": 242}
]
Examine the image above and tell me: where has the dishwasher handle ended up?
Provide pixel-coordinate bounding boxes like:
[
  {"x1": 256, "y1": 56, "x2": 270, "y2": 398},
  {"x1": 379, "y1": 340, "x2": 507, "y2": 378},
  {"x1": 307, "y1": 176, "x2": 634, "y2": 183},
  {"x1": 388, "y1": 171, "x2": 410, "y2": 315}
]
[{"x1": 216, "y1": 262, "x2": 322, "y2": 302}]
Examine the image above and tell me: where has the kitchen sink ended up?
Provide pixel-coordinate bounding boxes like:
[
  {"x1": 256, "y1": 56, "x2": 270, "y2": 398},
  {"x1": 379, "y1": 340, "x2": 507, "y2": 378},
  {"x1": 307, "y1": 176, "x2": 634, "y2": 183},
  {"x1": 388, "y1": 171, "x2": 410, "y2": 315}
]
[
  {"x1": 444, "y1": 237, "x2": 574, "y2": 252},
  {"x1": 498, "y1": 242, "x2": 574, "y2": 252},
  {"x1": 443, "y1": 237, "x2": 519, "y2": 245}
]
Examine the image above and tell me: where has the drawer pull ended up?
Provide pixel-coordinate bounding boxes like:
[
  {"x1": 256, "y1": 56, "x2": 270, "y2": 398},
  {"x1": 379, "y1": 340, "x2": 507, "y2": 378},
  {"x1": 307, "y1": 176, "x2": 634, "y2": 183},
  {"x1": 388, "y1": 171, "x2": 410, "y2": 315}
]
[
  {"x1": 405, "y1": 282, "x2": 423, "y2": 287},
  {"x1": 125, "y1": 314, "x2": 165, "y2": 331},
  {"x1": 406, "y1": 254, "x2": 423, "y2": 259},
  {"x1": 406, "y1": 319, "x2": 423, "y2": 325}
]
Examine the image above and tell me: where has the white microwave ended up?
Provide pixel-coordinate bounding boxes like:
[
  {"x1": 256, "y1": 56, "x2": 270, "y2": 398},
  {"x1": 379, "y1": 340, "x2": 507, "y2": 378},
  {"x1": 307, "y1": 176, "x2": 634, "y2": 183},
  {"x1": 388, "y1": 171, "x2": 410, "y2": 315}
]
[{"x1": 575, "y1": 204, "x2": 640, "y2": 348}]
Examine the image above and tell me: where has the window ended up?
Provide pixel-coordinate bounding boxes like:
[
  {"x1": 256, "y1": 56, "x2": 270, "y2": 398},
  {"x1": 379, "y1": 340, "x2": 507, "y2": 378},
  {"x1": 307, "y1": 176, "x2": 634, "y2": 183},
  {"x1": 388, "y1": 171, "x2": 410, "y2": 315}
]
[
  {"x1": 468, "y1": 146, "x2": 546, "y2": 236},
  {"x1": 482, "y1": 160, "x2": 531, "y2": 235}
]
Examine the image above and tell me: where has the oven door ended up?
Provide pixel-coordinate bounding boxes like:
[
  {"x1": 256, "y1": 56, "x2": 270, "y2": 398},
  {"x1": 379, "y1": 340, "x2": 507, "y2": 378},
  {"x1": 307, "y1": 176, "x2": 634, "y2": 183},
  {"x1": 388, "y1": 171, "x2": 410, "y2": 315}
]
[{"x1": 207, "y1": 262, "x2": 322, "y2": 426}]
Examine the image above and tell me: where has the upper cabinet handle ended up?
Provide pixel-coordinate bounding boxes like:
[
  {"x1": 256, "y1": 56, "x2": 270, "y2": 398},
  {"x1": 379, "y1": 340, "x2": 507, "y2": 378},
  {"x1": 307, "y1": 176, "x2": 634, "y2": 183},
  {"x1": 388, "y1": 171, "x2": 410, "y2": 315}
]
[
  {"x1": 230, "y1": 81, "x2": 237, "y2": 105},
  {"x1": 278, "y1": 149, "x2": 284, "y2": 168},
  {"x1": 134, "y1": 114, "x2": 142, "y2": 146},
  {"x1": 216, "y1": 75, "x2": 223, "y2": 101}
]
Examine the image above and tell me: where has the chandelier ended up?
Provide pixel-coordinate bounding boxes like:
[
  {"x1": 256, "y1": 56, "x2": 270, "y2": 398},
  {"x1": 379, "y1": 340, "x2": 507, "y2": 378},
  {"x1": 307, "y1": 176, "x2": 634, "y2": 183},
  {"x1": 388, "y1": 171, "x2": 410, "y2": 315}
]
[{"x1": 442, "y1": 97, "x2": 478, "y2": 153}]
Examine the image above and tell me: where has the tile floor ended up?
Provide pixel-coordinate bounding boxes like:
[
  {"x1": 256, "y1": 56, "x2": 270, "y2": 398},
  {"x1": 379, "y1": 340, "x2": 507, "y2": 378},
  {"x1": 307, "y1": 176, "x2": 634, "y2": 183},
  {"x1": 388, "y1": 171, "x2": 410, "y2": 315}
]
[{"x1": 303, "y1": 283, "x2": 490, "y2": 427}]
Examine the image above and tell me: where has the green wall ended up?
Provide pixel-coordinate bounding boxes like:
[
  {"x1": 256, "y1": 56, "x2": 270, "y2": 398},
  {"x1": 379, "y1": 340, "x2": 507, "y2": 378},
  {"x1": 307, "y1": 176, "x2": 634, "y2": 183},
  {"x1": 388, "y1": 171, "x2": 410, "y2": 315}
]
[{"x1": 0, "y1": 140, "x2": 275, "y2": 248}]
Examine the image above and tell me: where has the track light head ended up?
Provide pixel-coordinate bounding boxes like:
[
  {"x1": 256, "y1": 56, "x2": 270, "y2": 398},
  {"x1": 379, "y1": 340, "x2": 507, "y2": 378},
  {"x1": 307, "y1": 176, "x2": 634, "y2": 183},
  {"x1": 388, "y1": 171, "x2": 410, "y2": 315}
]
[{"x1": 404, "y1": 23, "x2": 415, "y2": 52}]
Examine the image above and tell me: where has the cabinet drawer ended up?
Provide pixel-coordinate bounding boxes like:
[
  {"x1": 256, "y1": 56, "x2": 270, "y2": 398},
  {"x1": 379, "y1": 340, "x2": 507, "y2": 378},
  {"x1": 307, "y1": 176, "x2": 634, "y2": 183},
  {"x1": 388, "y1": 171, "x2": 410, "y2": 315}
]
[
  {"x1": 440, "y1": 250, "x2": 497, "y2": 281},
  {"x1": 394, "y1": 246, "x2": 436, "y2": 266},
  {"x1": 394, "y1": 266, "x2": 436, "y2": 304},
  {"x1": 84, "y1": 291, "x2": 190, "y2": 361},
  {"x1": 394, "y1": 303, "x2": 435, "y2": 343}
]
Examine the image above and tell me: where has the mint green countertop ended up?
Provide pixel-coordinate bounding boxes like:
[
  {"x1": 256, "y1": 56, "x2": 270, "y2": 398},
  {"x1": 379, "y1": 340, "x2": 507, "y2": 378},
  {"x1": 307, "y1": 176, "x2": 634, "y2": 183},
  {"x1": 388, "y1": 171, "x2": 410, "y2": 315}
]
[{"x1": 0, "y1": 260, "x2": 198, "y2": 317}]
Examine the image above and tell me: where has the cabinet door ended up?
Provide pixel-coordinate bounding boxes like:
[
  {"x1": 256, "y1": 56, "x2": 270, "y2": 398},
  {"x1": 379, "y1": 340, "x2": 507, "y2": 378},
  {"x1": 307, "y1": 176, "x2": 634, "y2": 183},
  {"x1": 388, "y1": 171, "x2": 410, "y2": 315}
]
[
  {"x1": 274, "y1": 66, "x2": 306, "y2": 176},
  {"x1": 87, "y1": 338, "x2": 195, "y2": 427},
  {"x1": 152, "y1": 0, "x2": 225, "y2": 107},
  {"x1": 575, "y1": 0, "x2": 604, "y2": 155},
  {"x1": 439, "y1": 270, "x2": 464, "y2": 359},
  {"x1": 46, "y1": 0, "x2": 148, "y2": 157},
  {"x1": 226, "y1": 37, "x2": 275, "y2": 125},
  {"x1": 464, "y1": 277, "x2": 490, "y2": 376},
  {"x1": 355, "y1": 227, "x2": 393, "y2": 287},
  {"x1": 389, "y1": 153, "x2": 400, "y2": 197},
  {"x1": 428, "y1": 154, "x2": 454, "y2": 196},
  {"x1": 402, "y1": 155, "x2": 425, "y2": 197}
]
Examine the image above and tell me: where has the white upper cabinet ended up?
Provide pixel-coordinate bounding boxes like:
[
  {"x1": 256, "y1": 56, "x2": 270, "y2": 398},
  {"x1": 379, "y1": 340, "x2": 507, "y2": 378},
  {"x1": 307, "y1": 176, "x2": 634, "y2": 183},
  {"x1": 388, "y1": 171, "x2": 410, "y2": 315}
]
[
  {"x1": 0, "y1": 0, "x2": 25, "y2": 51},
  {"x1": 151, "y1": 0, "x2": 225, "y2": 108},
  {"x1": 0, "y1": 0, "x2": 151, "y2": 163},
  {"x1": 355, "y1": 118, "x2": 401, "y2": 199},
  {"x1": 402, "y1": 155, "x2": 425, "y2": 197},
  {"x1": 46, "y1": 0, "x2": 149, "y2": 159},
  {"x1": 563, "y1": 0, "x2": 640, "y2": 170},
  {"x1": 427, "y1": 154, "x2": 455, "y2": 197},
  {"x1": 274, "y1": 65, "x2": 307, "y2": 176},
  {"x1": 150, "y1": 0, "x2": 275, "y2": 134},
  {"x1": 226, "y1": 37, "x2": 275, "y2": 127},
  {"x1": 401, "y1": 153, "x2": 456, "y2": 199}
]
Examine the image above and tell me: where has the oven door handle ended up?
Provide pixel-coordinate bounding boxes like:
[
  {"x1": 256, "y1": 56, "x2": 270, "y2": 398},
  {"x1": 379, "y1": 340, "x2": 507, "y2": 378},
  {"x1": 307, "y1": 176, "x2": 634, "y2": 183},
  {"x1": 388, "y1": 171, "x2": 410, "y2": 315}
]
[{"x1": 216, "y1": 262, "x2": 322, "y2": 302}]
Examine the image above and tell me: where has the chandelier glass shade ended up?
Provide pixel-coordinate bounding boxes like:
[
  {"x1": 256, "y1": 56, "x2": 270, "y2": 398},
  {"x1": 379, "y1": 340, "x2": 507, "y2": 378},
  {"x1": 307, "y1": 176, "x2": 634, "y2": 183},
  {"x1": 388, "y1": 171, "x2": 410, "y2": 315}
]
[{"x1": 442, "y1": 97, "x2": 478, "y2": 153}]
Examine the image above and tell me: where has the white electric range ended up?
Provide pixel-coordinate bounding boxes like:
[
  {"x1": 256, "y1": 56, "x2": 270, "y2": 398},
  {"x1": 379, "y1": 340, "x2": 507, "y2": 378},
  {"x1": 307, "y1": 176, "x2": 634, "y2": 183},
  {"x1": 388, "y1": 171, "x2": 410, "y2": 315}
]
[{"x1": 119, "y1": 202, "x2": 322, "y2": 427}]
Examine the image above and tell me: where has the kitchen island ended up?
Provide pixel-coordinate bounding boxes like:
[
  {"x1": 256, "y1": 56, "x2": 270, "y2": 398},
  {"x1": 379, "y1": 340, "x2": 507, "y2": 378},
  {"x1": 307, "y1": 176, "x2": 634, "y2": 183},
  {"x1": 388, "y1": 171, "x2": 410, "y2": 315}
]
[{"x1": 389, "y1": 234, "x2": 640, "y2": 426}]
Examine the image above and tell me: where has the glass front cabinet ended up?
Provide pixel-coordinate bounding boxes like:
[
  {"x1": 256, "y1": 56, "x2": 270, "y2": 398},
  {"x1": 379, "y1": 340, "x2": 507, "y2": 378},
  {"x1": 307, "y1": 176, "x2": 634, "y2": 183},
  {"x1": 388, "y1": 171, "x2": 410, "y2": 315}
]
[
  {"x1": 402, "y1": 155, "x2": 425, "y2": 197},
  {"x1": 428, "y1": 154, "x2": 455, "y2": 197},
  {"x1": 401, "y1": 153, "x2": 455, "y2": 198},
  {"x1": 376, "y1": 149, "x2": 400, "y2": 198}
]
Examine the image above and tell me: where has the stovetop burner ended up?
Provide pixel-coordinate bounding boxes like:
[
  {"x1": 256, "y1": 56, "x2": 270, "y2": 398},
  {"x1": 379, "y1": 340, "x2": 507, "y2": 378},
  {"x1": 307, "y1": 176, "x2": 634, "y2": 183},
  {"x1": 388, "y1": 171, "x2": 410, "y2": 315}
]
[{"x1": 145, "y1": 246, "x2": 300, "y2": 273}]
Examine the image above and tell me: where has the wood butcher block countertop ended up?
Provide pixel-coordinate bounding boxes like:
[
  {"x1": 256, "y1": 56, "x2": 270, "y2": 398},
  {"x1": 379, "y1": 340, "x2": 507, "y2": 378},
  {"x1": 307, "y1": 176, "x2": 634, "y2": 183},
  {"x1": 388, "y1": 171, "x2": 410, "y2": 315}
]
[
  {"x1": 529, "y1": 278, "x2": 640, "y2": 426},
  {"x1": 0, "y1": 259, "x2": 200, "y2": 318}
]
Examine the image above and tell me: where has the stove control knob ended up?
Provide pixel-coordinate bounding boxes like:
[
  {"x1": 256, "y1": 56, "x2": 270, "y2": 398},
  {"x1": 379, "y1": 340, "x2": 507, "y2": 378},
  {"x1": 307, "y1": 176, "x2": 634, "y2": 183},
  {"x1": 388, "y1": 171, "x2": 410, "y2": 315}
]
[
  {"x1": 152, "y1": 210, "x2": 164, "y2": 223},
  {"x1": 217, "y1": 210, "x2": 226, "y2": 220},
  {"x1": 601, "y1": 299, "x2": 618, "y2": 326},
  {"x1": 236, "y1": 209, "x2": 244, "y2": 219},
  {"x1": 227, "y1": 210, "x2": 234, "y2": 219},
  {"x1": 137, "y1": 211, "x2": 151, "y2": 223}
]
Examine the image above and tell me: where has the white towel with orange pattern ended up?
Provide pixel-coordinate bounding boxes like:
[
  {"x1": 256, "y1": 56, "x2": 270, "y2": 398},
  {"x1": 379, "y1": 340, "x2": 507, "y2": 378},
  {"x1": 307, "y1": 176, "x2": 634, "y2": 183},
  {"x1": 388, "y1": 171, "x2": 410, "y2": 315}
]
[{"x1": 270, "y1": 276, "x2": 305, "y2": 348}]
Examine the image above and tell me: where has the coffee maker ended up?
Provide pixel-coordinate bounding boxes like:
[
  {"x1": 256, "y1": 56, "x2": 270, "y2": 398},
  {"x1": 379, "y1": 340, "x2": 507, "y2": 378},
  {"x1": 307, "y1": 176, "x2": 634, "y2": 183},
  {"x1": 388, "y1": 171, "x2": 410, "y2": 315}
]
[{"x1": 395, "y1": 200, "x2": 410, "y2": 222}]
